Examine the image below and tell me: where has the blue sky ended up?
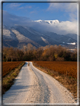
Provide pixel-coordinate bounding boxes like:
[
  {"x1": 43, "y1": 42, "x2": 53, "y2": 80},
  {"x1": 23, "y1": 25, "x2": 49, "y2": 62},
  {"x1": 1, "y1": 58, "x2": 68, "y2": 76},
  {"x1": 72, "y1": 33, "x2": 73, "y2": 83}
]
[{"x1": 3, "y1": 2, "x2": 77, "y2": 21}]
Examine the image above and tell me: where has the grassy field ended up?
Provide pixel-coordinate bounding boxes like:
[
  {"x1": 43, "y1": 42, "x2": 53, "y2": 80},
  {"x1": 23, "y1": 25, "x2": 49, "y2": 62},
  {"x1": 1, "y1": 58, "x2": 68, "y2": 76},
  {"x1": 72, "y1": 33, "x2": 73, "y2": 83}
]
[
  {"x1": 33, "y1": 61, "x2": 77, "y2": 99},
  {"x1": 3, "y1": 61, "x2": 25, "y2": 94}
]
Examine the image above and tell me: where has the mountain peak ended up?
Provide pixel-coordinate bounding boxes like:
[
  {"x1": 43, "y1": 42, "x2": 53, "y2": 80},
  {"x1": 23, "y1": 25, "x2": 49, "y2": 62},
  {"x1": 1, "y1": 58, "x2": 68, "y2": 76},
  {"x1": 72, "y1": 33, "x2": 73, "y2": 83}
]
[{"x1": 34, "y1": 20, "x2": 59, "y2": 24}]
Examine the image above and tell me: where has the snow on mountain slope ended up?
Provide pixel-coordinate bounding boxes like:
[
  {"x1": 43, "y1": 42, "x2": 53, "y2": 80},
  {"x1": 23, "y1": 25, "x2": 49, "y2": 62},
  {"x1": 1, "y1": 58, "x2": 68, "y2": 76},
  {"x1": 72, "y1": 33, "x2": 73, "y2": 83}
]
[
  {"x1": 3, "y1": 26, "x2": 42, "y2": 48},
  {"x1": 3, "y1": 29, "x2": 12, "y2": 38},
  {"x1": 67, "y1": 42, "x2": 76, "y2": 45},
  {"x1": 12, "y1": 29, "x2": 30, "y2": 42},
  {"x1": 11, "y1": 28, "x2": 40, "y2": 46},
  {"x1": 3, "y1": 25, "x2": 77, "y2": 49},
  {"x1": 34, "y1": 20, "x2": 59, "y2": 25},
  {"x1": 3, "y1": 29, "x2": 17, "y2": 40},
  {"x1": 41, "y1": 37, "x2": 49, "y2": 44}
]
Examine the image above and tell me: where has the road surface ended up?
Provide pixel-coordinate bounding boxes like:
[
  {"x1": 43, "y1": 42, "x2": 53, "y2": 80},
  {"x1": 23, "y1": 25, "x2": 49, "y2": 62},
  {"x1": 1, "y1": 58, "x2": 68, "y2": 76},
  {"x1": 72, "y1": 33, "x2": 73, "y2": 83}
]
[{"x1": 3, "y1": 62, "x2": 76, "y2": 104}]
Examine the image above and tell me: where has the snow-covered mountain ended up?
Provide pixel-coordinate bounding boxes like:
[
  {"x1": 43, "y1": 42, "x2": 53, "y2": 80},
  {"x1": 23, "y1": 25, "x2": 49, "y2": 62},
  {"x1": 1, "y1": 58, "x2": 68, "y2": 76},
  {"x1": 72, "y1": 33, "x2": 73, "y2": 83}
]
[
  {"x1": 3, "y1": 11, "x2": 77, "y2": 49},
  {"x1": 34, "y1": 20, "x2": 59, "y2": 25},
  {"x1": 3, "y1": 25, "x2": 77, "y2": 49}
]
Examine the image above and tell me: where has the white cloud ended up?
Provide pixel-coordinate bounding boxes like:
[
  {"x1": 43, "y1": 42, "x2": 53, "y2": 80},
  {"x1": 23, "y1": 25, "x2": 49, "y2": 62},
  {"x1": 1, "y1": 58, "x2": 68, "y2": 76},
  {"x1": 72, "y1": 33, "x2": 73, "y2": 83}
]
[
  {"x1": 3, "y1": 11, "x2": 77, "y2": 35},
  {"x1": 25, "y1": 6, "x2": 32, "y2": 9},
  {"x1": 18, "y1": 5, "x2": 32, "y2": 10},
  {"x1": 65, "y1": 3, "x2": 77, "y2": 12},
  {"x1": 53, "y1": 20, "x2": 77, "y2": 35},
  {"x1": 34, "y1": 20, "x2": 77, "y2": 35},
  {"x1": 9, "y1": 3, "x2": 22, "y2": 9},
  {"x1": 47, "y1": 3, "x2": 63, "y2": 11},
  {"x1": 30, "y1": 10, "x2": 37, "y2": 14},
  {"x1": 47, "y1": 3, "x2": 78, "y2": 21},
  {"x1": 47, "y1": 3, "x2": 77, "y2": 12},
  {"x1": 3, "y1": 10, "x2": 77, "y2": 35}
]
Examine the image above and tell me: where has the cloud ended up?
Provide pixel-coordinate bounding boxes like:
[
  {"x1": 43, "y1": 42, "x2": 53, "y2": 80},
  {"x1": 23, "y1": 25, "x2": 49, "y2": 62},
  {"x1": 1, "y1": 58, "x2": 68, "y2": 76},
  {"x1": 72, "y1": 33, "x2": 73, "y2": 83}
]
[
  {"x1": 65, "y1": 3, "x2": 77, "y2": 12},
  {"x1": 53, "y1": 20, "x2": 77, "y2": 35},
  {"x1": 18, "y1": 5, "x2": 32, "y2": 10},
  {"x1": 47, "y1": 3, "x2": 63, "y2": 11},
  {"x1": 30, "y1": 10, "x2": 37, "y2": 14},
  {"x1": 47, "y1": 3, "x2": 77, "y2": 13},
  {"x1": 47, "y1": 3, "x2": 77, "y2": 21},
  {"x1": 3, "y1": 10, "x2": 77, "y2": 35},
  {"x1": 25, "y1": 6, "x2": 32, "y2": 9},
  {"x1": 9, "y1": 3, "x2": 22, "y2": 9},
  {"x1": 34, "y1": 20, "x2": 77, "y2": 35}
]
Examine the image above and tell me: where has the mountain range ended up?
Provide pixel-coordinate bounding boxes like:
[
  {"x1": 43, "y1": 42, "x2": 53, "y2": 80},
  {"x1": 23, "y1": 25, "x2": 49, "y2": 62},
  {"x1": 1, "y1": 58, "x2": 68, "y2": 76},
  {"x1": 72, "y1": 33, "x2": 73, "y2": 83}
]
[{"x1": 3, "y1": 11, "x2": 77, "y2": 49}]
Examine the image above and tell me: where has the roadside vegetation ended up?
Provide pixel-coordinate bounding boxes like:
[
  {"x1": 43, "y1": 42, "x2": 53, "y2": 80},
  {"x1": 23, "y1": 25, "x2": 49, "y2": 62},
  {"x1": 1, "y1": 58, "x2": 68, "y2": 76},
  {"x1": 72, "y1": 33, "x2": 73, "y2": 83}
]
[
  {"x1": 3, "y1": 61, "x2": 25, "y2": 94},
  {"x1": 33, "y1": 61, "x2": 77, "y2": 99}
]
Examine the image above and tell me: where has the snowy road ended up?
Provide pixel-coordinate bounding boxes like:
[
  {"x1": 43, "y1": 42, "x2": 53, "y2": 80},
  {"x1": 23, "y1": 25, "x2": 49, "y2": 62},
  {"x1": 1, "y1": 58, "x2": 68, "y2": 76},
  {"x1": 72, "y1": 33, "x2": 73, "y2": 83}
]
[{"x1": 3, "y1": 62, "x2": 76, "y2": 105}]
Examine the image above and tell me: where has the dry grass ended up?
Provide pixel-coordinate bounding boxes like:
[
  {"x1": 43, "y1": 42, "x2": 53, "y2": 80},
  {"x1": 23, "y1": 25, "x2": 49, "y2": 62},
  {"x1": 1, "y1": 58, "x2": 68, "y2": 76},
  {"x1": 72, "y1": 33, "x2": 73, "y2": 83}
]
[
  {"x1": 33, "y1": 61, "x2": 77, "y2": 100},
  {"x1": 3, "y1": 61, "x2": 25, "y2": 94}
]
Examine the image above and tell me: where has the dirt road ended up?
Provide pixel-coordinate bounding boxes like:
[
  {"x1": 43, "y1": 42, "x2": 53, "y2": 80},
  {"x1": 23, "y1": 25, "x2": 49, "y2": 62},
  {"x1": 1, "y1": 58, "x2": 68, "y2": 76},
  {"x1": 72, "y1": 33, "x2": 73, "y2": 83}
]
[{"x1": 3, "y1": 62, "x2": 76, "y2": 104}]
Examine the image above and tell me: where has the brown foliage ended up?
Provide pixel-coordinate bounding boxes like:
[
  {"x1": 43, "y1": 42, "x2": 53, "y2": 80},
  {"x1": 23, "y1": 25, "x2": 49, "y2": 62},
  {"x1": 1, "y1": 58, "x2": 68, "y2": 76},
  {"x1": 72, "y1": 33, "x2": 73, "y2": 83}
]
[
  {"x1": 3, "y1": 45, "x2": 77, "y2": 61},
  {"x1": 3, "y1": 61, "x2": 23, "y2": 77},
  {"x1": 34, "y1": 61, "x2": 77, "y2": 78}
]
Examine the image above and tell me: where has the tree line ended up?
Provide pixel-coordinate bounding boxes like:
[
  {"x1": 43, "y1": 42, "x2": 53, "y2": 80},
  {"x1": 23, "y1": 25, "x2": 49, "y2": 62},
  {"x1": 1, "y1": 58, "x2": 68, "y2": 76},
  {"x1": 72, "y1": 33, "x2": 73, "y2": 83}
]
[{"x1": 3, "y1": 45, "x2": 77, "y2": 61}]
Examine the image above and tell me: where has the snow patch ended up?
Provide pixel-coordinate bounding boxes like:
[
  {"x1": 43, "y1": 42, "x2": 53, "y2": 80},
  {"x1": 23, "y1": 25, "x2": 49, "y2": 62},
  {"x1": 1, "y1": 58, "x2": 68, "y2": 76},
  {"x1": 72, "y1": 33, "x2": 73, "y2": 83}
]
[
  {"x1": 3, "y1": 29, "x2": 11, "y2": 38},
  {"x1": 3, "y1": 29, "x2": 16, "y2": 39},
  {"x1": 67, "y1": 42, "x2": 76, "y2": 45},
  {"x1": 41, "y1": 37, "x2": 48, "y2": 44},
  {"x1": 62, "y1": 42, "x2": 65, "y2": 43},
  {"x1": 12, "y1": 29, "x2": 29, "y2": 42},
  {"x1": 34, "y1": 20, "x2": 59, "y2": 25}
]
